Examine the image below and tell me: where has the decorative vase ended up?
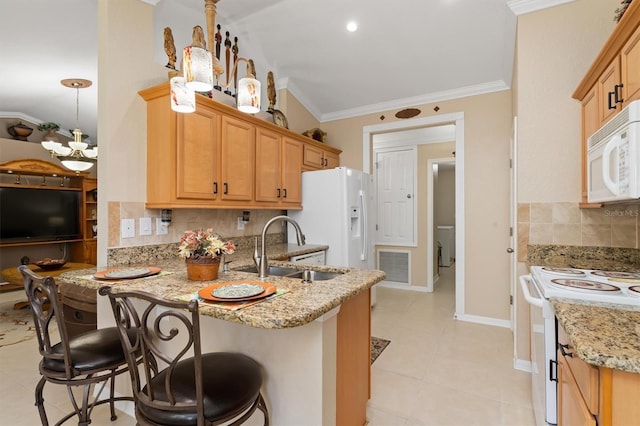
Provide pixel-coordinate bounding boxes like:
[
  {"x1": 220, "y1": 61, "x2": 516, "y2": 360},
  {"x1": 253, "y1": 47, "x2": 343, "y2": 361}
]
[
  {"x1": 42, "y1": 129, "x2": 60, "y2": 143},
  {"x1": 7, "y1": 122, "x2": 33, "y2": 141},
  {"x1": 185, "y1": 257, "x2": 220, "y2": 281}
]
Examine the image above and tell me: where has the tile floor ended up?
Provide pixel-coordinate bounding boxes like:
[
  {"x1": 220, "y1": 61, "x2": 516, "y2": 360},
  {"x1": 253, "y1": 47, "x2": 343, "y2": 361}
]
[
  {"x1": 367, "y1": 266, "x2": 536, "y2": 425},
  {"x1": 0, "y1": 265, "x2": 535, "y2": 425}
]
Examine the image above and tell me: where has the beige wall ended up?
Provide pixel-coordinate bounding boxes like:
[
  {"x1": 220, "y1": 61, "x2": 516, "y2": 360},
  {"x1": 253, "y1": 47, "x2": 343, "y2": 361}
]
[
  {"x1": 435, "y1": 167, "x2": 455, "y2": 227},
  {"x1": 322, "y1": 90, "x2": 513, "y2": 321}
]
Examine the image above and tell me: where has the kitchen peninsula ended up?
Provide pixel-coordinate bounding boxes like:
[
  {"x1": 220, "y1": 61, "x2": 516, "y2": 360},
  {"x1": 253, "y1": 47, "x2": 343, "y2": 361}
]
[{"x1": 58, "y1": 243, "x2": 385, "y2": 426}]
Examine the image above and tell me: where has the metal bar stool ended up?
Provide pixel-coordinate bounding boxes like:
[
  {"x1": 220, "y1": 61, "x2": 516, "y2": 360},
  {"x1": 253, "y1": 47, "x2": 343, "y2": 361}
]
[
  {"x1": 18, "y1": 265, "x2": 137, "y2": 426},
  {"x1": 100, "y1": 286, "x2": 269, "y2": 426}
]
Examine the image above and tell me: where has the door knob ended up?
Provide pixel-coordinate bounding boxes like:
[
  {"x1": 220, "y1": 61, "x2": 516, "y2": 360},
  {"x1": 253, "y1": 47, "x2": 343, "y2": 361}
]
[
  {"x1": 506, "y1": 248, "x2": 514, "y2": 253},
  {"x1": 406, "y1": 194, "x2": 412, "y2": 199}
]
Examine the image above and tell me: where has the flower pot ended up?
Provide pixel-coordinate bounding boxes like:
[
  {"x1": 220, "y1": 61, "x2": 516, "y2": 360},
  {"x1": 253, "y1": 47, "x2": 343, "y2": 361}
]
[{"x1": 185, "y1": 257, "x2": 220, "y2": 281}]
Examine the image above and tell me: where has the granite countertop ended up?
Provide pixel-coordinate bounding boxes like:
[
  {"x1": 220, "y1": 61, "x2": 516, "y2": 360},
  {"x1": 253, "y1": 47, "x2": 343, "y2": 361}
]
[
  {"x1": 57, "y1": 243, "x2": 386, "y2": 330},
  {"x1": 552, "y1": 299, "x2": 640, "y2": 374}
]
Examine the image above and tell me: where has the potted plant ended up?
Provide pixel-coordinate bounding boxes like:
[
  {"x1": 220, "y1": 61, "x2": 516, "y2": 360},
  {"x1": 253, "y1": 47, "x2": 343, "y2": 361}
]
[
  {"x1": 178, "y1": 228, "x2": 235, "y2": 280},
  {"x1": 38, "y1": 122, "x2": 61, "y2": 142}
]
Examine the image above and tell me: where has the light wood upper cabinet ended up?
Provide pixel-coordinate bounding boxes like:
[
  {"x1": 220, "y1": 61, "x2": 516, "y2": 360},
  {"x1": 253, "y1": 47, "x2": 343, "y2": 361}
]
[
  {"x1": 281, "y1": 137, "x2": 303, "y2": 204},
  {"x1": 176, "y1": 106, "x2": 220, "y2": 201},
  {"x1": 572, "y1": 1, "x2": 640, "y2": 205},
  {"x1": 139, "y1": 82, "x2": 340, "y2": 209},
  {"x1": 621, "y1": 24, "x2": 640, "y2": 105},
  {"x1": 255, "y1": 128, "x2": 302, "y2": 206},
  {"x1": 303, "y1": 143, "x2": 340, "y2": 171},
  {"x1": 597, "y1": 58, "x2": 621, "y2": 125},
  {"x1": 220, "y1": 115, "x2": 254, "y2": 202}
]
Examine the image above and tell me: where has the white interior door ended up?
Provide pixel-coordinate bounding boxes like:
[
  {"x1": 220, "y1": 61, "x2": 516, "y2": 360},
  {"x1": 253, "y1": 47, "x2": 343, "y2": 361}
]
[{"x1": 375, "y1": 148, "x2": 416, "y2": 246}]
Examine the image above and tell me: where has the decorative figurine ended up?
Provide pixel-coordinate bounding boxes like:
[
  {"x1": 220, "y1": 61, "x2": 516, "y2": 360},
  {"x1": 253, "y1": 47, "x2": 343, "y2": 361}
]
[
  {"x1": 192, "y1": 25, "x2": 206, "y2": 49},
  {"x1": 267, "y1": 71, "x2": 276, "y2": 114},
  {"x1": 163, "y1": 27, "x2": 177, "y2": 71}
]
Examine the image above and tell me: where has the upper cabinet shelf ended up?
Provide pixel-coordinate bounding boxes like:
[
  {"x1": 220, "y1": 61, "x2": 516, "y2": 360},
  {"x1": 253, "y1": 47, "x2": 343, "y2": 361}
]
[{"x1": 139, "y1": 82, "x2": 341, "y2": 210}]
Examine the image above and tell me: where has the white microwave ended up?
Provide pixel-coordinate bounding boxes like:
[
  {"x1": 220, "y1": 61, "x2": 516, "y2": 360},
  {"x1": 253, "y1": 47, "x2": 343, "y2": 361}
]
[{"x1": 587, "y1": 100, "x2": 640, "y2": 203}]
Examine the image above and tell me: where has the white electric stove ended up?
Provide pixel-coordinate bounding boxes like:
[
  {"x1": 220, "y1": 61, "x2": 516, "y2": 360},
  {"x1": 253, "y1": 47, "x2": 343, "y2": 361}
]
[
  {"x1": 521, "y1": 266, "x2": 640, "y2": 425},
  {"x1": 530, "y1": 266, "x2": 640, "y2": 307}
]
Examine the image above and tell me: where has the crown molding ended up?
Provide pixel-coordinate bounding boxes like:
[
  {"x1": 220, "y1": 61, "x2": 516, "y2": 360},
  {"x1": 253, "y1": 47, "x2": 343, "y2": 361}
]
[
  {"x1": 507, "y1": 0, "x2": 576, "y2": 16},
  {"x1": 319, "y1": 80, "x2": 510, "y2": 123}
]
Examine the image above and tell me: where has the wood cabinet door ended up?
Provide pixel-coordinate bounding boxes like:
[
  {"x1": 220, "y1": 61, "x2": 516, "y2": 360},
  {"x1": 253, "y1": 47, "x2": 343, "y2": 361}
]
[
  {"x1": 220, "y1": 115, "x2": 254, "y2": 201},
  {"x1": 303, "y1": 143, "x2": 324, "y2": 169},
  {"x1": 176, "y1": 106, "x2": 220, "y2": 200},
  {"x1": 281, "y1": 137, "x2": 302, "y2": 204},
  {"x1": 598, "y1": 58, "x2": 621, "y2": 125},
  {"x1": 324, "y1": 150, "x2": 340, "y2": 169},
  {"x1": 621, "y1": 25, "x2": 640, "y2": 105},
  {"x1": 255, "y1": 127, "x2": 281, "y2": 202},
  {"x1": 558, "y1": 351, "x2": 597, "y2": 426},
  {"x1": 581, "y1": 86, "x2": 599, "y2": 202}
]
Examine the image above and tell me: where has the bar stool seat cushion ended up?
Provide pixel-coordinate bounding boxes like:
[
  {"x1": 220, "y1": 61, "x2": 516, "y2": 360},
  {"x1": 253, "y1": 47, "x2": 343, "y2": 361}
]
[{"x1": 139, "y1": 352, "x2": 263, "y2": 425}]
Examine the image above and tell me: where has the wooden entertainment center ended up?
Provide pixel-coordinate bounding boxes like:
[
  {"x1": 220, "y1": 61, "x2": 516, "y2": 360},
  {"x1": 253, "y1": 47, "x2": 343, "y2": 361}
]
[{"x1": 0, "y1": 158, "x2": 98, "y2": 269}]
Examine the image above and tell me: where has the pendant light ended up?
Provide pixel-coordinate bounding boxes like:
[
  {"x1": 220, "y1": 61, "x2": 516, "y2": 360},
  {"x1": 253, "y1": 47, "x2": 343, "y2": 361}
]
[{"x1": 41, "y1": 79, "x2": 97, "y2": 173}]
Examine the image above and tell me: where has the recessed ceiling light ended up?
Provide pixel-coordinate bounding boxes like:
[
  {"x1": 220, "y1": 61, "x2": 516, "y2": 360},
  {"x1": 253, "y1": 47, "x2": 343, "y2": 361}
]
[{"x1": 346, "y1": 21, "x2": 358, "y2": 32}]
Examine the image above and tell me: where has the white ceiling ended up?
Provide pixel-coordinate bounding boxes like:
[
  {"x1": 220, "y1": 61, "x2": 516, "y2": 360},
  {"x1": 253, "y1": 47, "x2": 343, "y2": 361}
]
[{"x1": 0, "y1": 0, "x2": 564, "y2": 147}]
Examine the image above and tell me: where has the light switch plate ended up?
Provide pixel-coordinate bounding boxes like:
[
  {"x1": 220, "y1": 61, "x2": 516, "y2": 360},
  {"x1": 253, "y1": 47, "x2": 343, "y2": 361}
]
[
  {"x1": 121, "y1": 219, "x2": 135, "y2": 238},
  {"x1": 139, "y1": 217, "x2": 152, "y2": 236},
  {"x1": 237, "y1": 217, "x2": 245, "y2": 230},
  {"x1": 156, "y1": 218, "x2": 169, "y2": 235}
]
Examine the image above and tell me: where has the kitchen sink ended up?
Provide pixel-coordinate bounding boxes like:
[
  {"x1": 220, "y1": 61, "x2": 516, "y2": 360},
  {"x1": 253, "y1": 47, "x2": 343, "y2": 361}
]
[
  {"x1": 236, "y1": 265, "x2": 343, "y2": 281},
  {"x1": 236, "y1": 265, "x2": 300, "y2": 277}
]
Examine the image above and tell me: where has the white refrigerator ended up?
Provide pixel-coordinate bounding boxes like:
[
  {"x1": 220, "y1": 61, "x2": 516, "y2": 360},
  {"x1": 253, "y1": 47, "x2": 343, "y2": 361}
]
[{"x1": 287, "y1": 167, "x2": 375, "y2": 270}]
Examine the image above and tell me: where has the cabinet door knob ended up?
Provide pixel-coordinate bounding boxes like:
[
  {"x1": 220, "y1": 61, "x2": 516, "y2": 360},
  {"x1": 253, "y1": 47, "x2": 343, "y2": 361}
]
[
  {"x1": 283, "y1": 188, "x2": 287, "y2": 198},
  {"x1": 223, "y1": 182, "x2": 228, "y2": 195},
  {"x1": 506, "y1": 248, "x2": 514, "y2": 253},
  {"x1": 213, "y1": 182, "x2": 218, "y2": 194},
  {"x1": 277, "y1": 188, "x2": 281, "y2": 198}
]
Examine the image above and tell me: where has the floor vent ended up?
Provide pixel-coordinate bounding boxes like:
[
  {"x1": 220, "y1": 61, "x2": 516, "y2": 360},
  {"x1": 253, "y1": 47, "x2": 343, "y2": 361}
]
[{"x1": 378, "y1": 251, "x2": 409, "y2": 283}]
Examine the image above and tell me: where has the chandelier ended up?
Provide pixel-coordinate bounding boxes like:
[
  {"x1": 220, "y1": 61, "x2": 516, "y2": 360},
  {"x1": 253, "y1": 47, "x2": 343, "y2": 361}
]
[{"x1": 41, "y1": 79, "x2": 97, "y2": 173}]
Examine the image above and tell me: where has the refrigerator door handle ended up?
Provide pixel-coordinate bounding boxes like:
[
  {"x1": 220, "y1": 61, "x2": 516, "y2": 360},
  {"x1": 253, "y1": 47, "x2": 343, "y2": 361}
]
[{"x1": 359, "y1": 189, "x2": 367, "y2": 261}]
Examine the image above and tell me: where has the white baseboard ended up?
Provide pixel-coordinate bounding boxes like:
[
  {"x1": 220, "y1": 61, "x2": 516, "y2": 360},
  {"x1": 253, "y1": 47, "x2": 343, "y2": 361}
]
[
  {"x1": 454, "y1": 313, "x2": 512, "y2": 329},
  {"x1": 376, "y1": 280, "x2": 430, "y2": 292}
]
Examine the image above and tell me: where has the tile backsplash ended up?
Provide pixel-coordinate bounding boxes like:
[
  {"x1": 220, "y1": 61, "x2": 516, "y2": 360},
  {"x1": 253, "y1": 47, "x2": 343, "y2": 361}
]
[
  {"x1": 518, "y1": 202, "x2": 639, "y2": 262},
  {"x1": 107, "y1": 201, "x2": 286, "y2": 248}
]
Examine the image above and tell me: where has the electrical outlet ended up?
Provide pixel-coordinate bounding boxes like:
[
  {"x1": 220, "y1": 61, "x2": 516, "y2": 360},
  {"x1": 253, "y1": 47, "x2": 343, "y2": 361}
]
[
  {"x1": 121, "y1": 219, "x2": 135, "y2": 238},
  {"x1": 156, "y1": 218, "x2": 169, "y2": 235},
  {"x1": 139, "y1": 217, "x2": 152, "y2": 236},
  {"x1": 237, "y1": 216, "x2": 245, "y2": 230}
]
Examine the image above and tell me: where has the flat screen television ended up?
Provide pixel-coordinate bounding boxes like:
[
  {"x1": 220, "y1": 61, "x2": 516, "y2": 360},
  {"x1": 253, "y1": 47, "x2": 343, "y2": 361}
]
[{"x1": 0, "y1": 187, "x2": 82, "y2": 243}]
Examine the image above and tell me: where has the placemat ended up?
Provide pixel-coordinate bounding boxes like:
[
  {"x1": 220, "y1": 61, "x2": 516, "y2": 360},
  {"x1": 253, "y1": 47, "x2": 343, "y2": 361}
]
[{"x1": 180, "y1": 288, "x2": 288, "y2": 311}]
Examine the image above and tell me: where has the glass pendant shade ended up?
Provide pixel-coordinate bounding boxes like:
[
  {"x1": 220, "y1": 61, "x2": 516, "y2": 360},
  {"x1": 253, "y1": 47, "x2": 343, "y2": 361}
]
[
  {"x1": 237, "y1": 76, "x2": 261, "y2": 114},
  {"x1": 170, "y1": 76, "x2": 196, "y2": 113},
  {"x1": 60, "y1": 159, "x2": 94, "y2": 172},
  {"x1": 183, "y1": 46, "x2": 213, "y2": 92}
]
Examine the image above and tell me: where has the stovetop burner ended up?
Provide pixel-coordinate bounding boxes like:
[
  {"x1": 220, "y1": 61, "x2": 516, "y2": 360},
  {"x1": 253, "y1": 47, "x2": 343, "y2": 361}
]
[
  {"x1": 550, "y1": 278, "x2": 621, "y2": 293},
  {"x1": 541, "y1": 267, "x2": 586, "y2": 277},
  {"x1": 590, "y1": 270, "x2": 640, "y2": 279}
]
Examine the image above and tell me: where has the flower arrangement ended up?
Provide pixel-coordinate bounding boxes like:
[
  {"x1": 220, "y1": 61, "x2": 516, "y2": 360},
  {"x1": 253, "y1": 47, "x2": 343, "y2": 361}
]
[
  {"x1": 614, "y1": 0, "x2": 632, "y2": 22},
  {"x1": 178, "y1": 228, "x2": 235, "y2": 260}
]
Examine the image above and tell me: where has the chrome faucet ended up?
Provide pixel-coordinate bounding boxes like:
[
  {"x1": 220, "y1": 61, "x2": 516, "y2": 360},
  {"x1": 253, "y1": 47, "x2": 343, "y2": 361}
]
[{"x1": 257, "y1": 215, "x2": 306, "y2": 278}]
